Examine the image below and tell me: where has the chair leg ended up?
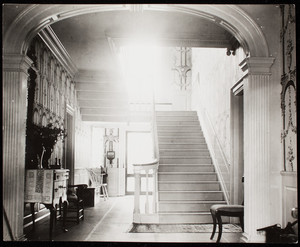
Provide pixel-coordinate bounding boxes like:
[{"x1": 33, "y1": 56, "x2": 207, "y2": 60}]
[
  {"x1": 216, "y1": 214, "x2": 223, "y2": 243},
  {"x1": 82, "y1": 202, "x2": 84, "y2": 220},
  {"x1": 210, "y1": 211, "x2": 217, "y2": 240},
  {"x1": 102, "y1": 185, "x2": 108, "y2": 200},
  {"x1": 239, "y1": 215, "x2": 244, "y2": 232},
  {"x1": 76, "y1": 201, "x2": 80, "y2": 224},
  {"x1": 104, "y1": 185, "x2": 109, "y2": 199}
]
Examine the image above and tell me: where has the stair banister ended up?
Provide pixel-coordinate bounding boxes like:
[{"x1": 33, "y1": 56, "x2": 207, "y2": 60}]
[
  {"x1": 199, "y1": 108, "x2": 230, "y2": 204},
  {"x1": 132, "y1": 86, "x2": 159, "y2": 223}
]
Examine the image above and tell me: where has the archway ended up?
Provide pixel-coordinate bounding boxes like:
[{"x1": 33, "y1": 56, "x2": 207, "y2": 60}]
[
  {"x1": 3, "y1": 4, "x2": 274, "y2": 241},
  {"x1": 4, "y1": 4, "x2": 269, "y2": 57}
]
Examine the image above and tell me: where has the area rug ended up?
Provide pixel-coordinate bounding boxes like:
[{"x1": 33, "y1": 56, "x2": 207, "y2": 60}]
[{"x1": 128, "y1": 223, "x2": 242, "y2": 233}]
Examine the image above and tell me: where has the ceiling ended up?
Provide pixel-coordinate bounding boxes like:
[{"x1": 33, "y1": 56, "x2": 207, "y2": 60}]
[
  {"x1": 49, "y1": 9, "x2": 239, "y2": 123},
  {"x1": 50, "y1": 10, "x2": 239, "y2": 73}
]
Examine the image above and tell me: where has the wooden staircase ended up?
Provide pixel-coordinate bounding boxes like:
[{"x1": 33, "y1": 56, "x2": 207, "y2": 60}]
[{"x1": 156, "y1": 111, "x2": 226, "y2": 223}]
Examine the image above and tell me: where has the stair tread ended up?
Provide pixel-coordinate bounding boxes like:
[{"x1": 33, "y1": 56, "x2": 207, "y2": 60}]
[
  {"x1": 160, "y1": 156, "x2": 210, "y2": 158},
  {"x1": 160, "y1": 148, "x2": 208, "y2": 152},
  {"x1": 158, "y1": 212, "x2": 211, "y2": 215},
  {"x1": 159, "y1": 200, "x2": 226, "y2": 203},
  {"x1": 159, "y1": 172, "x2": 216, "y2": 174},
  {"x1": 159, "y1": 164, "x2": 213, "y2": 166},
  {"x1": 158, "y1": 181, "x2": 220, "y2": 184},
  {"x1": 159, "y1": 143, "x2": 207, "y2": 145},
  {"x1": 159, "y1": 135, "x2": 204, "y2": 136},
  {"x1": 159, "y1": 190, "x2": 223, "y2": 192}
]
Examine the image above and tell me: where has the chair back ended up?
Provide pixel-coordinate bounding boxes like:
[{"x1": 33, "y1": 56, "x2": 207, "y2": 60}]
[{"x1": 87, "y1": 168, "x2": 104, "y2": 187}]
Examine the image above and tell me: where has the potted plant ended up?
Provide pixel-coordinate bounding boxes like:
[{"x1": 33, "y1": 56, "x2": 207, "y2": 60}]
[{"x1": 26, "y1": 123, "x2": 67, "y2": 169}]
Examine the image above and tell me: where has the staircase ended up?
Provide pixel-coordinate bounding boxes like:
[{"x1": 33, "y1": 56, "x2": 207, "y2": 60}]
[{"x1": 156, "y1": 111, "x2": 226, "y2": 223}]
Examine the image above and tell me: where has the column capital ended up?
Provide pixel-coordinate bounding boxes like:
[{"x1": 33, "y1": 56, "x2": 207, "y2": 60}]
[
  {"x1": 3, "y1": 54, "x2": 33, "y2": 74},
  {"x1": 239, "y1": 57, "x2": 275, "y2": 75}
]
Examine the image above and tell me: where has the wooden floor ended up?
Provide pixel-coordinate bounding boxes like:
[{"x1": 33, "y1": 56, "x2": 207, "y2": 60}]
[{"x1": 23, "y1": 195, "x2": 244, "y2": 243}]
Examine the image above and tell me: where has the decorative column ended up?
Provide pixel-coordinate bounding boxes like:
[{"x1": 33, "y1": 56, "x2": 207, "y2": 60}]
[
  {"x1": 240, "y1": 57, "x2": 275, "y2": 242},
  {"x1": 3, "y1": 54, "x2": 32, "y2": 240}
]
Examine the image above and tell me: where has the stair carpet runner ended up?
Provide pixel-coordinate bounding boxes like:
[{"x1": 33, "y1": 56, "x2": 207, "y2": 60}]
[{"x1": 156, "y1": 111, "x2": 226, "y2": 224}]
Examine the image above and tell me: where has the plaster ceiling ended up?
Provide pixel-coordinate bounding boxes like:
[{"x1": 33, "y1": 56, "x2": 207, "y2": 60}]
[{"x1": 50, "y1": 10, "x2": 239, "y2": 73}]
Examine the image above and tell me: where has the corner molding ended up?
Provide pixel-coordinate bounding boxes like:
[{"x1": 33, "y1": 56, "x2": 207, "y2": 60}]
[{"x1": 38, "y1": 26, "x2": 77, "y2": 77}]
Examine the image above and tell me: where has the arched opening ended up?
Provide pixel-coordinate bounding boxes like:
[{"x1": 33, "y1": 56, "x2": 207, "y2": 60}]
[{"x1": 3, "y1": 4, "x2": 275, "y2": 242}]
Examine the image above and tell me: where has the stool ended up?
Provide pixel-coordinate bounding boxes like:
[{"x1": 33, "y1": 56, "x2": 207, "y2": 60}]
[{"x1": 210, "y1": 204, "x2": 244, "y2": 243}]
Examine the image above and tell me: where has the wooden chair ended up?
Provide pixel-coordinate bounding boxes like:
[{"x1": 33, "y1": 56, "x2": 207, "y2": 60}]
[
  {"x1": 65, "y1": 184, "x2": 87, "y2": 224},
  {"x1": 210, "y1": 204, "x2": 244, "y2": 243},
  {"x1": 87, "y1": 168, "x2": 109, "y2": 200},
  {"x1": 210, "y1": 177, "x2": 244, "y2": 243}
]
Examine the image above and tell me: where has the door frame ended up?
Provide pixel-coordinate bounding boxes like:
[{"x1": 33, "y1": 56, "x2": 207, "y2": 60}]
[
  {"x1": 125, "y1": 130, "x2": 153, "y2": 195},
  {"x1": 65, "y1": 104, "x2": 75, "y2": 185},
  {"x1": 230, "y1": 80, "x2": 244, "y2": 205}
]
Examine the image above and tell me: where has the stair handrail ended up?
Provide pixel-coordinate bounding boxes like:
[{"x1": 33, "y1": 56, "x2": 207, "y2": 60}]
[
  {"x1": 199, "y1": 108, "x2": 230, "y2": 204},
  {"x1": 132, "y1": 83, "x2": 159, "y2": 222}
]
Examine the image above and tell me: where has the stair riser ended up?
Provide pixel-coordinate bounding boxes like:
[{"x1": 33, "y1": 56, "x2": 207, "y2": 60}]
[
  {"x1": 158, "y1": 138, "x2": 206, "y2": 144},
  {"x1": 160, "y1": 150, "x2": 210, "y2": 156},
  {"x1": 159, "y1": 165, "x2": 214, "y2": 172},
  {"x1": 157, "y1": 116, "x2": 198, "y2": 121},
  {"x1": 156, "y1": 111, "x2": 197, "y2": 117},
  {"x1": 158, "y1": 132, "x2": 204, "y2": 137},
  {"x1": 159, "y1": 144, "x2": 208, "y2": 149},
  {"x1": 159, "y1": 202, "x2": 226, "y2": 212},
  {"x1": 160, "y1": 158, "x2": 212, "y2": 164},
  {"x1": 158, "y1": 214, "x2": 229, "y2": 224},
  {"x1": 158, "y1": 174, "x2": 217, "y2": 181},
  {"x1": 157, "y1": 126, "x2": 201, "y2": 131},
  {"x1": 159, "y1": 192, "x2": 224, "y2": 201},
  {"x1": 160, "y1": 155, "x2": 211, "y2": 159},
  {"x1": 158, "y1": 183, "x2": 221, "y2": 191},
  {"x1": 157, "y1": 121, "x2": 199, "y2": 126}
]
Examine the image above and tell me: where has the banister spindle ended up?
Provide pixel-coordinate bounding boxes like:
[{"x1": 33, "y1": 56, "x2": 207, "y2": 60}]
[
  {"x1": 152, "y1": 167, "x2": 157, "y2": 213},
  {"x1": 134, "y1": 170, "x2": 141, "y2": 215},
  {"x1": 145, "y1": 170, "x2": 149, "y2": 214}
]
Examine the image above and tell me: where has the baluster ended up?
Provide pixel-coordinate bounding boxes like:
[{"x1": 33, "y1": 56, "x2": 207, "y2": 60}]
[
  {"x1": 134, "y1": 170, "x2": 141, "y2": 215},
  {"x1": 152, "y1": 167, "x2": 157, "y2": 213},
  {"x1": 145, "y1": 170, "x2": 149, "y2": 214}
]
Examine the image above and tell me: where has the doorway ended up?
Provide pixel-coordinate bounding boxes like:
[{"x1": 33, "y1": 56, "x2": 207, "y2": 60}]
[
  {"x1": 125, "y1": 131, "x2": 153, "y2": 195},
  {"x1": 231, "y1": 86, "x2": 244, "y2": 205},
  {"x1": 65, "y1": 109, "x2": 75, "y2": 185}
]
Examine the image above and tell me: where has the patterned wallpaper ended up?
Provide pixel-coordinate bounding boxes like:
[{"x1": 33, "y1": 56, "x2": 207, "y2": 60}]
[
  {"x1": 280, "y1": 5, "x2": 297, "y2": 171},
  {"x1": 26, "y1": 36, "x2": 76, "y2": 167}
]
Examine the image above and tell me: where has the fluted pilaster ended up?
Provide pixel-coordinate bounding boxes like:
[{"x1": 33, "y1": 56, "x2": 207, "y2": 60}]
[
  {"x1": 240, "y1": 57, "x2": 275, "y2": 242},
  {"x1": 3, "y1": 54, "x2": 32, "y2": 240}
]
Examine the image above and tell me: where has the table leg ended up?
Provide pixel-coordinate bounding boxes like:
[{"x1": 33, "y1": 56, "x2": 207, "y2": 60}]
[
  {"x1": 62, "y1": 200, "x2": 68, "y2": 232},
  {"x1": 30, "y1": 203, "x2": 35, "y2": 230},
  {"x1": 49, "y1": 206, "x2": 56, "y2": 241}
]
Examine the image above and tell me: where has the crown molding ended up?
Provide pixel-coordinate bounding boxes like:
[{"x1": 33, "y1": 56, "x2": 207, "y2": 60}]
[
  {"x1": 38, "y1": 26, "x2": 77, "y2": 77},
  {"x1": 106, "y1": 33, "x2": 233, "y2": 49}
]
